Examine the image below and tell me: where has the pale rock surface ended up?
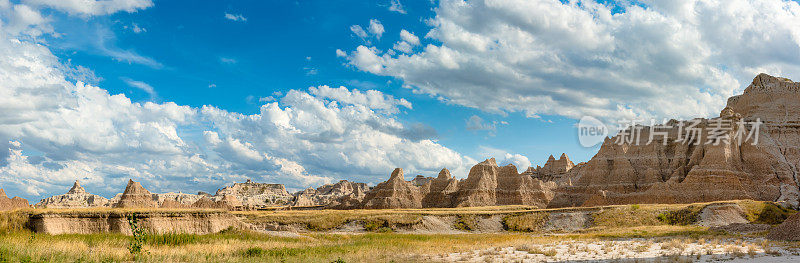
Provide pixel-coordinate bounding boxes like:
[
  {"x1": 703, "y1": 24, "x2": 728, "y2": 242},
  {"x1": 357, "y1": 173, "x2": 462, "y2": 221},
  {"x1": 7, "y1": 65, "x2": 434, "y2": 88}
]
[
  {"x1": 292, "y1": 180, "x2": 368, "y2": 207},
  {"x1": 215, "y1": 179, "x2": 293, "y2": 208},
  {"x1": 35, "y1": 181, "x2": 109, "y2": 208},
  {"x1": 155, "y1": 192, "x2": 203, "y2": 207}
]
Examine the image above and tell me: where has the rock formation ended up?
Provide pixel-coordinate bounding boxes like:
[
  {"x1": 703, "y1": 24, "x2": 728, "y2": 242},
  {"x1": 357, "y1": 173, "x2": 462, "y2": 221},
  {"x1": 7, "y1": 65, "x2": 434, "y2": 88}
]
[
  {"x1": 113, "y1": 179, "x2": 158, "y2": 208},
  {"x1": 291, "y1": 180, "x2": 368, "y2": 207},
  {"x1": 0, "y1": 189, "x2": 29, "y2": 211},
  {"x1": 355, "y1": 160, "x2": 555, "y2": 209},
  {"x1": 421, "y1": 168, "x2": 459, "y2": 207},
  {"x1": 549, "y1": 74, "x2": 800, "y2": 208},
  {"x1": 155, "y1": 192, "x2": 203, "y2": 207},
  {"x1": 767, "y1": 212, "x2": 800, "y2": 241},
  {"x1": 453, "y1": 158, "x2": 554, "y2": 207},
  {"x1": 525, "y1": 154, "x2": 577, "y2": 184},
  {"x1": 361, "y1": 168, "x2": 424, "y2": 209},
  {"x1": 35, "y1": 181, "x2": 109, "y2": 208},
  {"x1": 215, "y1": 179, "x2": 293, "y2": 208}
]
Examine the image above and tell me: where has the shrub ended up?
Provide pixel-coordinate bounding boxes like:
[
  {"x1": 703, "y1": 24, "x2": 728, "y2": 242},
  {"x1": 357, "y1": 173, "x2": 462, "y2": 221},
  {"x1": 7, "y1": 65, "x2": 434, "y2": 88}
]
[
  {"x1": 657, "y1": 206, "x2": 701, "y2": 225},
  {"x1": 502, "y1": 212, "x2": 548, "y2": 232},
  {"x1": 453, "y1": 215, "x2": 478, "y2": 231},
  {"x1": 126, "y1": 213, "x2": 147, "y2": 256}
]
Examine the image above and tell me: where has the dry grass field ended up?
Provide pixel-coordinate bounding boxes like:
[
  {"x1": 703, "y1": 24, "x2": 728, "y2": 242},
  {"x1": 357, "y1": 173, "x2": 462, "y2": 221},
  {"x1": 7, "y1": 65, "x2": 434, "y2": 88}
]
[{"x1": 0, "y1": 200, "x2": 796, "y2": 262}]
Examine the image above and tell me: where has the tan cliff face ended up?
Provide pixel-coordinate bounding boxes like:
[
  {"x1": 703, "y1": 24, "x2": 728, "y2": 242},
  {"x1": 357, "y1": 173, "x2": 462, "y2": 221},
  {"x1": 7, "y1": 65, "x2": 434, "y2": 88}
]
[
  {"x1": 0, "y1": 188, "x2": 29, "y2": 211},
  {"x1": 549, "y1": 74, "x2": 800, "y2": 208},
  {"x1": 361, "y1": 168, "x2": 424, "y2": 209},
  {"x1": 113, "y1": 179, "x2": 158, "y2": 208}
]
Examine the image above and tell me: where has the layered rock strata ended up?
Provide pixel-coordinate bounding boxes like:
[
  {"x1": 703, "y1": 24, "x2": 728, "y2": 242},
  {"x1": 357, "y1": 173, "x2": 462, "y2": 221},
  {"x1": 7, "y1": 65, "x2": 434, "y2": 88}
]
[
  {"x1": 113, "y1": 179, "x2": 158, "y2": 208},
  {"x1": 0, "y1": 189, "x2": 29, "y2": 211},
  {"x1": 292, "y1": 180, "x2": 368, "y2": 207},
  {"x1": 549, "y1": 74, "x2": 800, "y2": 208},
  {"x1": 35, "y1": 181, "x2": 109, "y2": 208},
  {"x1": 215, "y1": 180, "x2": 293, "y2": 208}
]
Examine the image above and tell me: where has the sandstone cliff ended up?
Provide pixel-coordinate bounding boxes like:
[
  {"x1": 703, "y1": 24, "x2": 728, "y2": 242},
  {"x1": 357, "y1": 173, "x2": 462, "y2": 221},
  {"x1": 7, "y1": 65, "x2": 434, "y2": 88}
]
[
  {"x1": 549, "y1": 74, "x2": 800, "y2": 208},
  {"x1": 113, "y1": 179, "x2": 158, "y2": 208},
  {"x1": 0, "y1": 189, "x2": 29, "y2": 211},
  {"x1": 421, "y1": 168, "x2": 459, "y2": 207},
  {"x1": 361, "y1": 168, "x2": 423, "y2": 209},
  {"x1": 35, "y1": 181, "x2": 109, "y2": 208},
  {"x1": 453, "y1": 158, "x2": 554, "y2": 207}
]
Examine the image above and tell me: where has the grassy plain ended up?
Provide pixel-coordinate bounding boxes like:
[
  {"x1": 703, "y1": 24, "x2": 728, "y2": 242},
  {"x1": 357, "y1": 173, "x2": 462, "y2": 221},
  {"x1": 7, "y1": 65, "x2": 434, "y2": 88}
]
[{"x1": 0, "y1": 200, "x2": 794, "y2": 262}]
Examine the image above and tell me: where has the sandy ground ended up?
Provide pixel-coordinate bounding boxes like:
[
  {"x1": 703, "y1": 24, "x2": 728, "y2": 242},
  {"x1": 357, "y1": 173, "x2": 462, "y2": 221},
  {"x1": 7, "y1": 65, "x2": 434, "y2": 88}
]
[{"x1": 424, "y1": 238, "x2": 800, "y2": 262}]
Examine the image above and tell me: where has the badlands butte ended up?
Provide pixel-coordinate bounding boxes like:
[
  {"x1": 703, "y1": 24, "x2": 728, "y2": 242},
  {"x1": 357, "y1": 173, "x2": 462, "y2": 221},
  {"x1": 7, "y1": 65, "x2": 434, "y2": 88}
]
[
  {"x1": 4, "y1": 73, "x2": 799, "y2": 212},
  {"x1": 2, "y1": 74, "x2": 800, "y2": 240}
]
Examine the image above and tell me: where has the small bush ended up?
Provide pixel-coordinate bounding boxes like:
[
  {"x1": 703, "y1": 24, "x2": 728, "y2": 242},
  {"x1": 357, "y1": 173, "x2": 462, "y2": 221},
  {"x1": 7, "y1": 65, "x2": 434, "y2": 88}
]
[
  {"x1": 362, "y1": 219, "x2": 388, "y2": 232},
  {"x1": 502, "y1": 212, "x2": 548, "y2": 232},
  {"x1": 658, "y1": 206, "x2": 701, "y2": 225},
  {"x1": 453, "y1": 215, "x2": 478, "y2": 231}
]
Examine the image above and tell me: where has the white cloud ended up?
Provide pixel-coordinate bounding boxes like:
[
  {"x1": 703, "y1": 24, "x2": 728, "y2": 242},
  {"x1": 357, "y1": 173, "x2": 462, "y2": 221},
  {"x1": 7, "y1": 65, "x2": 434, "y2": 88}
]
[
  {"x1": 478, "y1": 146, "x2": 530, "y2": 173},
  {"x1": 393, "y1": 41, "x2": 413, "y2": 53},
  {"x1": 350, "y1": 25, "x2": 368, "y2": 39},
  {"x1": 224, "y1": 12, "x2": 247, "y2": 22},
  {"x1": 0, "y1": 11, "x2": 470, "y2": 200},
  {"x1": 308, "y1": 85, "x2": 412, "y2": 113},
  {"x1": 23, "y1": 0, "x2": 152, "y2": 16},
  {"x1": 399, "y1": 29, "x2": 419, "y2": 45},
  {"x1": 121, "y1": 77, "x2": 156, "y2": 99},
  {"x1": 465, "y1": 115, "x2": 495, "y2": 132},
  {"x1": 388, "y1": 0, "x2": 406, "y2": 14},
  {"x1": 342, "y1": 0, "x2": 800, "y2": 123},
  {"x1": 368, "y1": 19, "x2": 384, "y2": 39}
]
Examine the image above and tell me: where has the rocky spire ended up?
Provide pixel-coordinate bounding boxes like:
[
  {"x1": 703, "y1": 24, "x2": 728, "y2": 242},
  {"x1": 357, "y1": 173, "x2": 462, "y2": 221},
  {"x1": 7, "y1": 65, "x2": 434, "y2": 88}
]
[
  {"x1": 67, "y1": 180, "x2": 86, "y2": 195},
  {"x1": 437, "y1": 168, "x2": 451, "y2": 179},
  {"x1": 388, "y1": 168, "x2": 404, "y2": 181}
]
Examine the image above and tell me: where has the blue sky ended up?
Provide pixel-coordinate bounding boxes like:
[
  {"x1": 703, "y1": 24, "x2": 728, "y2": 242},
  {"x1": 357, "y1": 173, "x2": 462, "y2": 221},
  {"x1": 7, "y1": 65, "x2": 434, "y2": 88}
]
[
  {"x1": 47, "y1": 1, "x2": 598, "y2": 166},
  {"x1": 2, "y1": 0, "x2": 800, "y2": 200}
]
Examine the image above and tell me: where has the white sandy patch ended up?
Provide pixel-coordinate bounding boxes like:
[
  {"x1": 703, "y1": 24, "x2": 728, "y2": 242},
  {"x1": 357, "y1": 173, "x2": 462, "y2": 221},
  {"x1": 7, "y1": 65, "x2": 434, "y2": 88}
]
[{"x1": 426, "y1": 238, "x2": 800, "y2": 262}]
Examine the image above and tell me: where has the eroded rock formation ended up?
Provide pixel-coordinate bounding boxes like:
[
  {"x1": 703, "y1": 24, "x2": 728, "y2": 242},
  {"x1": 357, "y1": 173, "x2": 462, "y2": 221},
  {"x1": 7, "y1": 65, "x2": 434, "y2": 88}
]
[
  {"x1": 215, "y1": 180, "x2": 293, "y2": 208},
  {"x1": 292, "y1": 180, "x2": 368, "y2": 207},
  {"x1": 0, "y1": 189, "x2": 29, "y2": 211},
  {"x1": 35, "y1": 181, "x2": 109, "y2": 208},
  {"x1": 361, "y1": 168, "x2": 424, "y2": 209},
  {"x1": 549, "y1": 74, "x2": 800, "y2": 208},
  {"x1": 453, "y1": 158, "x2": 554, "y2": 207},
  {"x1": 113, "y1": 179, "x2": 158, "y2": 208}
]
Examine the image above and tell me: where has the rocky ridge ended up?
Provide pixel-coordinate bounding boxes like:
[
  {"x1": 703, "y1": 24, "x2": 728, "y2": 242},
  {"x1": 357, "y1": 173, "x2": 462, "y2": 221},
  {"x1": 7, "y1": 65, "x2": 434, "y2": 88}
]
[{"x1": 35, "y1": 181, "x2": 109, "y2": 208}]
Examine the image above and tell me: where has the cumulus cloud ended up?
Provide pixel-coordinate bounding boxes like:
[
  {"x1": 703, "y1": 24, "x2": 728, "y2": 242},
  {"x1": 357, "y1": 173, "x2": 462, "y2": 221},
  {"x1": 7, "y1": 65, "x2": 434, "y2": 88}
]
[
  {"x1": 350, "y1": 19, "x2": 385, "y2": 44},
  {"x1": 478, "y1": 146, "x2": 530, "y2": 173},
  {"x1": 342, "y1": 0, "x2": 800, "y2": 123},
  {"x1": 368, "y1": 19, "x2": 384, "y2": 39},
  {"x1": 0, "y1": 5, "x2": 471, "y2": 200},
  {"x1": 224, "y1": 12, "x2": 247, "y2": 22},
  {"x1": 23, "y1": 0, "x2": 152, "y2": 16}
]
